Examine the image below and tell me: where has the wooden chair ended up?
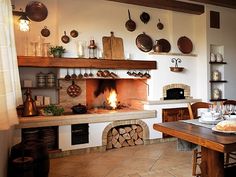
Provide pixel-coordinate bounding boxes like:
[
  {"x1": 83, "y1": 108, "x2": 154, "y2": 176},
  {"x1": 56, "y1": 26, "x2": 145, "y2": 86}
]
[
  {"x1": 187, "y1": 102, "x2": 211, "y2": 177},
  {"x1": 223, "y1": 100, "x2": 236, "y2": 166}
]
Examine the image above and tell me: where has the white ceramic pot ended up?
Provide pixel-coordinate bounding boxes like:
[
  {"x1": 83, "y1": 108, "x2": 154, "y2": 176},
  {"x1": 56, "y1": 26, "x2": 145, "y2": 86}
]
[
  {"x1": 210, "y1": 53, "x2": 216, "y2": 62},
  {"x1": 216, "y1": 53, "x2": 223, "y2": 62}
]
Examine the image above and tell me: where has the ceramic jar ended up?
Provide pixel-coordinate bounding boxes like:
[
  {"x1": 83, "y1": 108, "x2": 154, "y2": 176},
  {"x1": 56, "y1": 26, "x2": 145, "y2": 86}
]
[
  {"x1": 212, "y1": 88, "x2": 221, "y2": 100},
  {"x1": 216, "y1": 53, "x2": 223, "y2": 62},
  {"x1": 212, "y1": 70, "x2": 221, "y2": 81},
  {"x1": 210, "y1": 53, "x2": 216, "y2": 62},
  {"x1": 36, "y1": 72, "x2": 46, "y2": 87},
  {"x1": 46, "y1": 72, "x2": 56, "y2": 87}
]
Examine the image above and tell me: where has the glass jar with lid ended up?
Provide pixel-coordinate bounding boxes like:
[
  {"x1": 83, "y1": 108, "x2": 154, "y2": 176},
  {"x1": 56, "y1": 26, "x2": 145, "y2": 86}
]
[{"x1": 36, "y1": 72, "x2": 46, "y2": 87}]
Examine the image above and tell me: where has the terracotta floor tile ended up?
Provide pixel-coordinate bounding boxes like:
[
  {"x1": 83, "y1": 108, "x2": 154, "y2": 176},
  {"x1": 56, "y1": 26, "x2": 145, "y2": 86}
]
[{"x1": 49, "y1": 141, "x2": 192, "y2": 177}]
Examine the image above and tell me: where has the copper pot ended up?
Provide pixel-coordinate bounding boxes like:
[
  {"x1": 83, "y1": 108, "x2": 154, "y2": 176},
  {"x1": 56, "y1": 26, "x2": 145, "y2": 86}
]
[
  {"x1": 125, "y1": 9, "x2": 136, "y2": 32},
  {"x1": 61, "y1": 31, "x2": 70, "y2": 44}
]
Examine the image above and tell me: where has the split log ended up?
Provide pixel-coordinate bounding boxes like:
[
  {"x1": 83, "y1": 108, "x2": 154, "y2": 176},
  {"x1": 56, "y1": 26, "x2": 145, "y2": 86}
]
[
  {"x1": 132, "y1": 132, "x2": 138, "y2": 140},
  {"x1": 119, "y1": 128, "x2": 126, "y2": 134},
  {"x1": 135, "y1": 138, "x2": 144, "y2": 145},
  {"x1": 119, "y1": 135, "x2": 126, "y2": 144},
  {"x1": 112, "y1": 128, "x2": 118, "y2": 136},
  {"x1": 131, "y1": 125, "x2": 137, "y2": 130},
  {"x1": 136, "y1": 126, "x2": 142, "y2": 133},
  {"x1": 124, "y1": 126, "x2": 132, "y2": 133},
  {"x1": 114, "y1": 141, "x2": 122, "y2": 148},
  {"x1": 127, "y1": 139, "x2": 135, "y2": 146},
  {"x1": 114, "y1": 133, "x2": 119, "y2": 140},
  {"x1": 112, "y1": 137, "x2": 118, "y2": 146},
  {"x1": 122, "y1": 141, "x2": 129, "y2": 147},
  {"x1": 107, "y1": 135, "x2": 112, "y2": 141},
  {"x1": 107, "y1": 141, "x2": 113, "y2": 149},
  {"x1": 123, "y1": 133, "x2": 131, "y2": 140},
  {"x1": 130, "y1": 129, "x2": 135, "y2": 137},
  {"x1": 138, "y1": 131, "x2": 143, "y2": 139}
]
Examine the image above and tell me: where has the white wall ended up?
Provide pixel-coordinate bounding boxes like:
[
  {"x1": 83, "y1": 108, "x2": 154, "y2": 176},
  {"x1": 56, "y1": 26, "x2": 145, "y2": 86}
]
[
  {"x1": 14, "y1": 0, "x2": 205, "y2": 101},
  {"x1": 206, "y1": 5, "x2": 236, "y2": 100}
]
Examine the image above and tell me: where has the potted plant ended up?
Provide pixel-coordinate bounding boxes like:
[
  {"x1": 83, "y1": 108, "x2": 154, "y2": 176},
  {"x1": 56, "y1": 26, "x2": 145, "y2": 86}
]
[{"x1": 49, "y1": 45, "x2": 66, "y2": 58}]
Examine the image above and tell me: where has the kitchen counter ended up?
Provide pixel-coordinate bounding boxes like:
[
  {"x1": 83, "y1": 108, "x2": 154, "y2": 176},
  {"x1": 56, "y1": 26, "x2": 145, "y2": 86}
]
[
  {"x1": 16, "y1": 109, "x2": 156, "y2": 129},
  {"x1": 142, "y1": 98, "x2": 202, "y2": 105}
]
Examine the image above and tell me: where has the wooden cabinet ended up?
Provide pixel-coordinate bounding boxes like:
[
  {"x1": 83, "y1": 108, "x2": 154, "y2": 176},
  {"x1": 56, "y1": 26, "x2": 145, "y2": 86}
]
[{"x1": 162, "y1": 107, "x2": 190, "y2": 138}]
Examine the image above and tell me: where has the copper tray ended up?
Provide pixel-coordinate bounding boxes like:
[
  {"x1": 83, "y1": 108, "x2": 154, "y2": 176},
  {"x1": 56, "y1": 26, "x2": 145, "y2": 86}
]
[
  {"x1": 25, "y1": 1, "x2": 48, "y2": 22},
  {"x1": 136, "y1": 32, "x2": 153, "y2": 52},
  {"x1": 158, "y1": 38, "x2": 171, "y2": 53},
  {"x1": 177, "y1": 36, "x2": 193, "y2": 54}
]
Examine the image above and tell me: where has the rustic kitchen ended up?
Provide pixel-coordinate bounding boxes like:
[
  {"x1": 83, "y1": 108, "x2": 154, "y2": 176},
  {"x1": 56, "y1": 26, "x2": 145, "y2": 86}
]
[{"x1": 1, "y1": 0, "x2": 236, "y2": 177}]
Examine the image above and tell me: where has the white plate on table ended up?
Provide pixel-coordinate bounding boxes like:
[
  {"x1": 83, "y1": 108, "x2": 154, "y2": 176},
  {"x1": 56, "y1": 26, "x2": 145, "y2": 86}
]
[
  {"x1": 199, "y1": 118, "x2": 223, "y2": 125},
  {"x1": 223, "y1": 115, "x2": 236, "y2": 120},
  {"x1": 212, "y1": 127, "x2": 236, "y2": 134}
]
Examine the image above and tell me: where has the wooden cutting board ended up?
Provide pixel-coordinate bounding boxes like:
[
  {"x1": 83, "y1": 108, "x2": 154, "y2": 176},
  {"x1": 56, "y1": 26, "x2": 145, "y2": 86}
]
[{"x1": 102, "y1": 32, "x2": 124, "y2": 60}]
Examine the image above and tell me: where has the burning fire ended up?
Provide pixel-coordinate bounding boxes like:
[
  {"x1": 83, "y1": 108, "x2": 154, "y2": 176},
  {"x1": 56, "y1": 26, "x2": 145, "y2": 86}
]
[{"x1": 107, "y1": 90, "x2": 117, "y2": 109}]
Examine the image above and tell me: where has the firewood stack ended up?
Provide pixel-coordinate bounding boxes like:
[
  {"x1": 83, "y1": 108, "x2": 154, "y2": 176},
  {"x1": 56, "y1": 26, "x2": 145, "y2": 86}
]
[{"x1": 107, "y1": 124, "x2": 144, "y2": 149}]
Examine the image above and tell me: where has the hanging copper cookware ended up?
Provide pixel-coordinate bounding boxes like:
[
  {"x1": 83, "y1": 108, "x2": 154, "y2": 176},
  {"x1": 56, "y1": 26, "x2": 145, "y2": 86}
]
[
  {"x1": 41, "y1": 26, "x2": 50, "y2": 37},
  {"x1": 25, "y1": 1, "x2": 48, "y2": 22},
  {"x1": 125, "y1": 9, "x2": 136, "y2": 32},
  {"x1": 70, "y1": 30, "x2": 79, "y2": 38},
  {"x1": 67, "y1": 80, "x2": 82, "y2": 98},
  {"x1": 140, "y1": 12, "x2": 150, "y2": 24},
  {"x1": 61, "y1": 31, "x2": 70, "y2": 44},
  {"x1": 136, "y1": 32, "x2": 153, "y2": 52},
  {"x1": 157, "y1": 19, "x2": 164, "y2": 30}
]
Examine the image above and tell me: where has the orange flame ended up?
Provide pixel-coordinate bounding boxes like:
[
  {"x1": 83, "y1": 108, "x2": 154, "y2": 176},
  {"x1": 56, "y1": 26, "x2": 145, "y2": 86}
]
[{"x1": 107, "y1": 90, "x2": 117, "y2": 109}]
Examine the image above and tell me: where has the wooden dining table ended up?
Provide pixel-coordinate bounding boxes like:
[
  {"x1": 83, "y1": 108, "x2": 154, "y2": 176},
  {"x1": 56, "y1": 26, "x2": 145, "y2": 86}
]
[{"x1": 153, "y1": 121, "x2": 236, "y2": 177}]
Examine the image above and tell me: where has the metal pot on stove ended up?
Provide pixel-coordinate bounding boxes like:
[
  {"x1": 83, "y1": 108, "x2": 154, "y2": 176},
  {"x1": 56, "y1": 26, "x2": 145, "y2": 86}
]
[{"x1": 71, "y1": 103, "x2": 87, "y2": 114}]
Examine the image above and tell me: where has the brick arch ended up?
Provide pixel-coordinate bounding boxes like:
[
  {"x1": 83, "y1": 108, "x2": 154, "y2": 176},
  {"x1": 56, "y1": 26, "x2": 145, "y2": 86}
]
[
  {"x1": 163, "y1": 83, "x2": 191, "y2": 99},
  {"x1": 102, "y1": 120, "x2": 149, "y2": 147}
]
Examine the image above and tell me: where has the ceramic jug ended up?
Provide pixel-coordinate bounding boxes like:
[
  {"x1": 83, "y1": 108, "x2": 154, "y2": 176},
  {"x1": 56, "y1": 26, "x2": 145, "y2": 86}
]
[
  {"x1": 210, "y1": 53, "x2": 216, "y2": 62},
  {"x1": 216, "y1": 53, "x2": 223, "y2": 62},
  {"x1": 212, "y1": 88, "x2": 221, "y2": 100}
]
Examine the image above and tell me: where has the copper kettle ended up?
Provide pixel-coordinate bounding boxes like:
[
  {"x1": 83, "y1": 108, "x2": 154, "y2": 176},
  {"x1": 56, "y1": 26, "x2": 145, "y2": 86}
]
[{"x1": 22, "y1": 88, "x2": 38, "y2": 117}]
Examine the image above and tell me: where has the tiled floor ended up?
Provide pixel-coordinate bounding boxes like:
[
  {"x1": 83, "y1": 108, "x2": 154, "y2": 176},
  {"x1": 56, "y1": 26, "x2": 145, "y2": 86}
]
[{"x1": 49, "y1": 141, "x2": 193, "y2": 177}]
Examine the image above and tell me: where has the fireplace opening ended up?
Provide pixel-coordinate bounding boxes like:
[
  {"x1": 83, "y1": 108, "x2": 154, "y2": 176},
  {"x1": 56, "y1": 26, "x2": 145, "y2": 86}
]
[
  {"x1": 164, "y1": 88, "x2": 185, "y2": 100},
  {"x1": 106, "y1": 124, "x2": 144, "y2": 149},
  {"x1": 86, "y1": 79, "x2": 148, "y2": 111}
]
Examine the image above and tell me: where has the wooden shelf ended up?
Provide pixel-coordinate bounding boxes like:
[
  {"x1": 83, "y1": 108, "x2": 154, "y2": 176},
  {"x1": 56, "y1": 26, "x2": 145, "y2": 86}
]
[
  {"x1": 21, "y1": 86, "x2": 61, "y2": 90},
  {"x1": 149, "y1": 52, "x2": 197, "y2": 57},
  {"x1": 210, "y1": 99, "x2": 227, "y2": 102},
  {"x1": 17, "y1": 56, "x2": 157, "y2": 70},
  {"x1": 209, "y1": 61, "x2": 227, "y2": 64},
  {"x1": 209, "y1": 80, "x2": 227, "y2": 83}
]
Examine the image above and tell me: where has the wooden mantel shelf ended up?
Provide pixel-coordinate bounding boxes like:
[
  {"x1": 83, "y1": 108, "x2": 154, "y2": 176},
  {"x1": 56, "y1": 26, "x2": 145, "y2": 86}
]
[{"x1": 17, "y1": 56, "x2": 157, "y2": 70}]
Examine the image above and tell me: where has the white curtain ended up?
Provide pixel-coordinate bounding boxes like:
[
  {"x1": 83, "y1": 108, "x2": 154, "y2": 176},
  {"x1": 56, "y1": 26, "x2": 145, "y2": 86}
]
[{"x1": 0, "y1": 0, "x2": 22, "y2": 130}]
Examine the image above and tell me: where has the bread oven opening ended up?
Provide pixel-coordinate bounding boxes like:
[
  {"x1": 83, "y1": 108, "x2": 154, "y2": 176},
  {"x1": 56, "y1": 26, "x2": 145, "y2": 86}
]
[
  {"x1": 162, "y1": 83, "x2": 192, "y2": 100},
  {"x1": 86, "y1": 79, "x2": 147, "y2": 112}
]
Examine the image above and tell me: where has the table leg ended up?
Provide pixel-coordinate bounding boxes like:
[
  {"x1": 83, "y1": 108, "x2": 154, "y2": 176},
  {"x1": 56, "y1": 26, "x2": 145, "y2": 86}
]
[{"x1": 201, "y1": 146, "x2": 224, "y2": 177}]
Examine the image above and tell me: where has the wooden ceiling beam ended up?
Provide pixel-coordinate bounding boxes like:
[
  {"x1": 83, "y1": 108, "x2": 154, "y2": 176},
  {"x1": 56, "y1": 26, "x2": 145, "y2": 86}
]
[
  {"x1": 188, "y1": 0, "x2": 236, "y2": 9},
  {"x1": 108, "y1": 0, "x2": 205, "y2": 15}
]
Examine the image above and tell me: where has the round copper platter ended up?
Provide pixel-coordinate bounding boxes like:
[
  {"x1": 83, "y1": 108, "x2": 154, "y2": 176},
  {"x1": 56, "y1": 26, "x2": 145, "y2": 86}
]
[
  {"x1": 177, "y1": 36, "x2": 193, "y2": 54},
  {"x1": 136, "y1": 32, "x2": 153, "y2": 52},
  {"x1": 25, "y1": 1, "x2": 48, "y2": 22}
]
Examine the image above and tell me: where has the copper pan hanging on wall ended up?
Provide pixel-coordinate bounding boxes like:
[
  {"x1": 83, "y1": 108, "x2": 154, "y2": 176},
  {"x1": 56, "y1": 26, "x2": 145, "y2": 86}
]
[{"x1": 25, "y1": 1, "x2": 48, "y2": 22}]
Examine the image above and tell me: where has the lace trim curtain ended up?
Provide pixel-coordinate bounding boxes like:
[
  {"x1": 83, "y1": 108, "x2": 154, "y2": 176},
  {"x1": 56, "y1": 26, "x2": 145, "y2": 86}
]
[{"x1": 0, "y1": 0, "x2": 22, "y2": 130}]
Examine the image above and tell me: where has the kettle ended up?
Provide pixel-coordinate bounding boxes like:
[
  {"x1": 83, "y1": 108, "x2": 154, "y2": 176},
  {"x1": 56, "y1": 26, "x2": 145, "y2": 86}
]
[{"x1": 22, "y1": 88, "x2": 38, "y2": 117}]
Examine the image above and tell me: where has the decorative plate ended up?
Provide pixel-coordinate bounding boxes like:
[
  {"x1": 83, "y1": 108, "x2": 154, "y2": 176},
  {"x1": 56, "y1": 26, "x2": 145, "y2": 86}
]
[{"x1": 177, "y1": 36, "x2": 193, "y2": 54}]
